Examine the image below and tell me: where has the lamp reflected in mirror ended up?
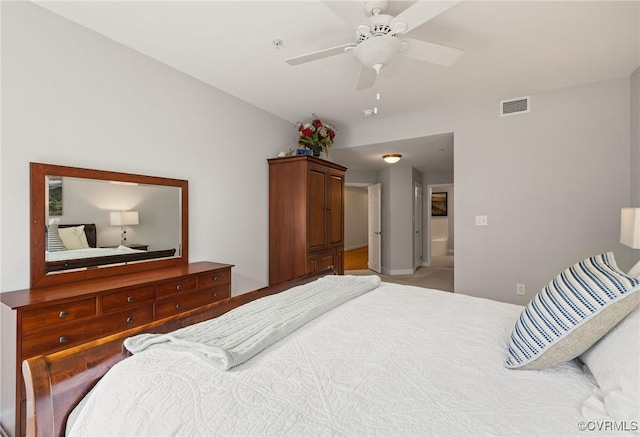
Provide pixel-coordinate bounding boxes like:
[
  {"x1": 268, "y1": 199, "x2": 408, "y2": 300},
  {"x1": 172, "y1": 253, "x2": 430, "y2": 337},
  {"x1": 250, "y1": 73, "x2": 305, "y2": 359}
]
[{"x1": 110, "y1": 211, "x2": 139, "y2": 246}]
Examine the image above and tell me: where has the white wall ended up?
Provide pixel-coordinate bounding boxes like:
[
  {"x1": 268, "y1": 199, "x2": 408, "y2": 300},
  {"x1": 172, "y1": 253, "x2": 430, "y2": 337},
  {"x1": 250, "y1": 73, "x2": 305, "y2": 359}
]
[
  {"x1": 341, "y1": 77, "x2": 634, "y2": 305},
  {"x1": 631, "y1": 67, "x2": 639, "y2": 206},
  {"x1": 1, "y1": 1, "x2": 292, "y2": 294},
  {"x1": 345, "y1": 169, "x2": 377, "y2": 185},
  {"x1": 344, "y1": 186, "x2": 368, "y2": 250},
  {"x1": 422, "y1": 171, "x2": 454, "y2": 186},
  {"x1": 379, "y1": 165, "x2": 414, "y2": 274}
]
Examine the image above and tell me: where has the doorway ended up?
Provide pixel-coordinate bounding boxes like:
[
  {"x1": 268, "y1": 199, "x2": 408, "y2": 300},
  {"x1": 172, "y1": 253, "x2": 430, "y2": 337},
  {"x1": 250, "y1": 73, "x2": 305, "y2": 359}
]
[
  {"x1": 342, "y1": 183, "x2": 381, "y2": 272},
  {"x1": 426, "y1": 183, "x2": 454, "y2": 268}
]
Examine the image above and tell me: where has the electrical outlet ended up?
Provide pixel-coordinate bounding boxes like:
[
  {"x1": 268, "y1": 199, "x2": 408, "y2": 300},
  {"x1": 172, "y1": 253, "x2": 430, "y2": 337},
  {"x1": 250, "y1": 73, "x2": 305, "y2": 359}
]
[
  {"x1": 516, "y1": 283, "x2": 526, "y2": 296},
  {"x1": 475, "y1": 215, "x2": 488, "y2": 226}
]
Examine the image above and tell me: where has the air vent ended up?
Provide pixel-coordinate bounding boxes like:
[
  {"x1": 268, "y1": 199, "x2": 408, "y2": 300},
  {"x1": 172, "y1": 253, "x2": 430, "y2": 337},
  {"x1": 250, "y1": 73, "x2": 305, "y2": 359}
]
[{"x1": 500, "y1": 96, "x2": 530, "y2": 117}]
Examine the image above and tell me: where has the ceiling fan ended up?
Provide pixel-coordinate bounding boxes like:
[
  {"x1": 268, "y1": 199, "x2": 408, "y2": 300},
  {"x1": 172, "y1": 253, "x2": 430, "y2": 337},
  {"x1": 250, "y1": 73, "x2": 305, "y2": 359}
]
[{"x1": 286, "y1": 0, "x2": 464, "y2": 90}]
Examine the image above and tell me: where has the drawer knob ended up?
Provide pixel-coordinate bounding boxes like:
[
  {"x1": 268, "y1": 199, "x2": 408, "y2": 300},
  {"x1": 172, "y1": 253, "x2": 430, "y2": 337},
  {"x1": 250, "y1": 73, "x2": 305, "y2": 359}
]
[
  {"x1": 175, "y1": 303, "x2": 182, "y2": 309},
  {"x1": 127, "y1": 296, "x2": 134, "y2": 302},
  {"x1": 176, "y1": 285, "x2": 183, "y2": 291},
  {"x1": 126, "y1": 316, "x2": 134, "y2": 323},
  {"x1": 212, "y1": 293, "x2": 217, "y2": 298},
  {"x1": 59, "y1": 336, "x2": 68, "y2": 343},
  {"x1": 58, "y1": 311, "x2": 68, "y2": 318},
  {"x1": 213, "y1": 275, "x2": 219, "y2": 281}
]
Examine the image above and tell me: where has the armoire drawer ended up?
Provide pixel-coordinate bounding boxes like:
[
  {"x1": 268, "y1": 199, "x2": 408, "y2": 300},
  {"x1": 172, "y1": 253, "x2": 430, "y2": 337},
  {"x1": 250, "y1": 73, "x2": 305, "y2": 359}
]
[
  {"x1": 155, "y1": 286, "x2": 230, "y2": 320},
  {"x1": 22, "y1": 304, "x2": 153, "y2": 358},
  {"x1": 21, "y1": 298, "x2": 97, "y2": 333}
]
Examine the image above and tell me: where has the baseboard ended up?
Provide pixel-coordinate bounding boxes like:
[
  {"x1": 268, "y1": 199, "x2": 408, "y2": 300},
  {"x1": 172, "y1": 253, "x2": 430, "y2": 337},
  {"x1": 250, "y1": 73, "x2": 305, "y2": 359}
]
[
  {"x1": 344, "y1": 244, "x2": 368, "y2": 252},
  {"x1": 381, "y1": 267, "x2": 416, "y2": 275}
]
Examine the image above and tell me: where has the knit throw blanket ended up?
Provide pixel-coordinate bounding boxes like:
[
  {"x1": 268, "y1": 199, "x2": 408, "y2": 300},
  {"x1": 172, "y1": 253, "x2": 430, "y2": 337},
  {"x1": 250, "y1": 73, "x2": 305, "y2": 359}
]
[{"x1": 124, "y1": 275, "x2": 381, "y2": 370}]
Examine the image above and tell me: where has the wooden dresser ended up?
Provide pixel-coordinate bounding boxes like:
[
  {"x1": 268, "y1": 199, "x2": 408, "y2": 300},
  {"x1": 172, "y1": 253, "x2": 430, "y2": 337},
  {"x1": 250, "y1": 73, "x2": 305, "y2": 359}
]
[
  {"x1": 268, "y1": 156, "x2": 346, "y2": 285},
  {"x1": 0, "y1": 261, "x2": 232, "y2": 437}
]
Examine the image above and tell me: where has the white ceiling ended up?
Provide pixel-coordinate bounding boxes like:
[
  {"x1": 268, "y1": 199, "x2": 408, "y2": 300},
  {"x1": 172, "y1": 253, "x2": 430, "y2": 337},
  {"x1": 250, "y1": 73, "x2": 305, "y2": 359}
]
[
  {"x1": 34, "y1": 1, "x2": 639, "y2": 172},
  {"x1": 330, "y1": 132, "x2": 453, "y2": 171}
]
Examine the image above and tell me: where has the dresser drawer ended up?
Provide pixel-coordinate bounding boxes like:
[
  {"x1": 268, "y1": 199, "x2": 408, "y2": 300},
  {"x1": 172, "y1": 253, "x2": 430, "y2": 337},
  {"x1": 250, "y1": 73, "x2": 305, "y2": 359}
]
[
  {"x1": 157, "y1": 276, "x2": 197, "y2": 299},
  {"x1": 155, "y1": 285, "x2": 230, "y2": 320},
  {"x1": 198, "y1": 269, "x2": 231, "y2": 290},
  {"x1": 102, "y1": 285, "x2": 156, "y2": 313},
  {"x1": 21, "y1": 298, "x2": 97, "y2": 333},
  {"x1": 22, "y1": 304, "x2": 153, "y2": 358}
]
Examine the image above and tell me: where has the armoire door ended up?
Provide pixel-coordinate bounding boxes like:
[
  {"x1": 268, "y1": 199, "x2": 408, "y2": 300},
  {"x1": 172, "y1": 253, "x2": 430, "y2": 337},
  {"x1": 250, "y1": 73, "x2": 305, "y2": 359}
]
[
  {"x1": 328, "y1": 171, "x2": 344, "y2": 246},
  {"x1": 308, "y1": 167, "x2": 327, "y2": 250}
]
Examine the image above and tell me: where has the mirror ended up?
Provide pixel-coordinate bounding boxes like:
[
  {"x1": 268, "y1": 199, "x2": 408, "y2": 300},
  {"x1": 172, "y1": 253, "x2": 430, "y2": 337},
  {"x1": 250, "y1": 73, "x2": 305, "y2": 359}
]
[{"x1": 31, "y1": 162, "x2": 188, "y2": 288}]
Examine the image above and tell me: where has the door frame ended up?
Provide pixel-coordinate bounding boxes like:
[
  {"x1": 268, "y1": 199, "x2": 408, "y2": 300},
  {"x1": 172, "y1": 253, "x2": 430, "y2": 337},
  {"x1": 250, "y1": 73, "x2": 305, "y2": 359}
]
[
  {"x1": 367, "y1": 183, "x2": 382, "y2": 273},
  {"x1": 414, "y1": 182, "x2": 423, "y2": 269}
]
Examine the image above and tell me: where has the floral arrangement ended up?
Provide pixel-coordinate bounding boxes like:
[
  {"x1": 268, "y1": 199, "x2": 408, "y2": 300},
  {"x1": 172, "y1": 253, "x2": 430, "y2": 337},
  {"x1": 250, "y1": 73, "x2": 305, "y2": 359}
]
[{"x1": 296, "y1": 114, "x2": 336, "y2": 155}]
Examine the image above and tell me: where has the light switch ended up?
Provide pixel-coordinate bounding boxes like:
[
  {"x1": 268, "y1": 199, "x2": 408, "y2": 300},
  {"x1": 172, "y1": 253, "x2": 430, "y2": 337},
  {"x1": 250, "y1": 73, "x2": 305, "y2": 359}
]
[{"x1": 475, "y1": 215, "x2": 488, "y2": 226}]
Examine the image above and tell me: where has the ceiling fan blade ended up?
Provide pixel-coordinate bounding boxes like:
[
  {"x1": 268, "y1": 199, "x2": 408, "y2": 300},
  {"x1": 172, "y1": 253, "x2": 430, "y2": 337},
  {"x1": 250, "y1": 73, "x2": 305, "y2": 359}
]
[
  {"x1": 403, "y1": 38, "x2": 463, "y2": 67},
  {"x1": 392, "y1": 1, "x2": 459, "y2": 34},
  {"x1": 356, "y1": 66, "x2": 377, "y2": 90},
  {"x1": 322, "y1": 0, "x2": 368, "y2": 28},
  {"x1": 286, "y1": 43, "x2": 356, "y2": 66}
]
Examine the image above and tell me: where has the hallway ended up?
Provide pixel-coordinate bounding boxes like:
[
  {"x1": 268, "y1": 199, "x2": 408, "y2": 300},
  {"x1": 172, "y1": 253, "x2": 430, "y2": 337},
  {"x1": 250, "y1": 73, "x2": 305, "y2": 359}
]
[
  {"x1": 344, "y1": 247, "x2": 454, "y2": 292},
  {"x1": 344, "y1": 246, "x2": 368, "y2": 270}
]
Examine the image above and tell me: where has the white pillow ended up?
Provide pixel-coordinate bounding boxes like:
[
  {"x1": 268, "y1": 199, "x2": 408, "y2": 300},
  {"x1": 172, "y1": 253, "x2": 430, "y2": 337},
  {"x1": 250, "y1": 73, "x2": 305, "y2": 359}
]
[
  {"x1": 580, "y1": 305, "x2": 639, "y2": 421},
  {"x1": 47, "y1": 221, "x2": 66, "y2": 252},
  {"x1": 58, "y1": 225, "x2": 90, "y2": 250},
  {"x1": 505, "y1": 252, "x2": 640, "y2": 369},
  {"x1": 628, "y1": 260, "x2": 640, "y2": 279}
]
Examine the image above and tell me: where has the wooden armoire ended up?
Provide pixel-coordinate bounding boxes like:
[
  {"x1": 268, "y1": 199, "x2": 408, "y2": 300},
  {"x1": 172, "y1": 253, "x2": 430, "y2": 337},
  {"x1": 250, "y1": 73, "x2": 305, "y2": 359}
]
[{"x1": 268, "y1": 156, "x2": 346, "y2": 285}]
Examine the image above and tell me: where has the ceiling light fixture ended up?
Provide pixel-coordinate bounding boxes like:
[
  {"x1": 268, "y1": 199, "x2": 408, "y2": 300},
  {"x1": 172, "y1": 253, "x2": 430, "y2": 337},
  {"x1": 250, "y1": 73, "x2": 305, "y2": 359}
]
[{"x1": 383, "y1": 154, "x2": 402, "y2": 164}]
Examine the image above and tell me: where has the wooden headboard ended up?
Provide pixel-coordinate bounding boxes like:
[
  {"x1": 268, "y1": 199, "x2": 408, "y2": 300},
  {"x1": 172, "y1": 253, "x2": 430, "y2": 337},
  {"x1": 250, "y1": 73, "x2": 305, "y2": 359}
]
[{"x1": 57, "y1": 224, "x2": 97, "y2": 248}]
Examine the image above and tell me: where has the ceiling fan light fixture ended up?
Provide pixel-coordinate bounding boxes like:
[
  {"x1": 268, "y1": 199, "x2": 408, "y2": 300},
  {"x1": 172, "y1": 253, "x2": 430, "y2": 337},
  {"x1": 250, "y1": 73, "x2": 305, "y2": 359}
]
[
  {"x1": 353, "y1": 35, "x2": 401, "y2": 69},
  {"x1": 383, "y1": 154, "x2": 402, "y2": 164}
]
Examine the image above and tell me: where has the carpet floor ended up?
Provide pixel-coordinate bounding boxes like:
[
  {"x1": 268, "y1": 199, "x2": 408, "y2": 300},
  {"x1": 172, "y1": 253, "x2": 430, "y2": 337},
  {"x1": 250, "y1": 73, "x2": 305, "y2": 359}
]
[{"x1": 346, "y1": 255, "x2": 454, "y2": 292}]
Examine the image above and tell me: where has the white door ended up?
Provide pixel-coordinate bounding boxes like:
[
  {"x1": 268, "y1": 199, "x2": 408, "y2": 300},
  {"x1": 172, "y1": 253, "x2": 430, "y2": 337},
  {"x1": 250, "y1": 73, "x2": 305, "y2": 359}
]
[
  {"x1": 368, "y1": 183, "x2": 382, "y2": 273},
  {"x1": 414, "y1": 183, "x2": 423, "y2": 268}
]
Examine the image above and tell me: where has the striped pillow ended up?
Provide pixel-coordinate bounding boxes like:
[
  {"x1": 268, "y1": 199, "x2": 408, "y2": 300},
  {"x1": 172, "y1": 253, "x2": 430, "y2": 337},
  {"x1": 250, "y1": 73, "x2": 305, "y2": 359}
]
[
  {"x1": 47, "y1": 222, "x2": 66, "y2": 252},
  {"x1": 506, "y1": 252, "x2": 640, "y2": 369}
]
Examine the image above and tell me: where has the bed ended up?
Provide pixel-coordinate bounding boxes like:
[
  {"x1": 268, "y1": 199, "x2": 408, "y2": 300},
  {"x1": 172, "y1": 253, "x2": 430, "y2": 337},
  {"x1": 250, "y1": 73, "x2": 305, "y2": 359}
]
[
  {"x1": 22, "y1": 253, "x2": 640, "y2": 437},
  {"x1": 45, "y1": 223, "x2": 177, "y2": 272}
]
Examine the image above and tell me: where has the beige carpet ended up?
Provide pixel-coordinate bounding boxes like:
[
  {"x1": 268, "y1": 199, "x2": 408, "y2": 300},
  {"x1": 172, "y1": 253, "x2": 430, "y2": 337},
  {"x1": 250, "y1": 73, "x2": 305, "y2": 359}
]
[{"x1": 346, "y1": 255, "x2": 454, "y2": 292}]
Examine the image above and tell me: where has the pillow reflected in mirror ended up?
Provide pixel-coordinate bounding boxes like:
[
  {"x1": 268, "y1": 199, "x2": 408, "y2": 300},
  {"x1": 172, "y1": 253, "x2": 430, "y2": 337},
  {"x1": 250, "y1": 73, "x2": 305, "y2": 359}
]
[{"x1": 58, "y1": 225, "x2": 90, "y2": 250}]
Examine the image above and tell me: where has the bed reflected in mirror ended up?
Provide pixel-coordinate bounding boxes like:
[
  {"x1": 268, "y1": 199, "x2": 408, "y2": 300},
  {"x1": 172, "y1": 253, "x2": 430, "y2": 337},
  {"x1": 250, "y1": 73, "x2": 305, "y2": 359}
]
[{"x1": 31, "y1": 163, "x2": 188, "y2": 287}]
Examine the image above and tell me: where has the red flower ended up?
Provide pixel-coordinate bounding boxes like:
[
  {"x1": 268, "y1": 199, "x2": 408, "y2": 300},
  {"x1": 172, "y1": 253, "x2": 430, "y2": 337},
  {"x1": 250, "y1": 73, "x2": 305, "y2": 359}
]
[{"x1": 296, "y1": 114, "x2": 336, "y2": 152}]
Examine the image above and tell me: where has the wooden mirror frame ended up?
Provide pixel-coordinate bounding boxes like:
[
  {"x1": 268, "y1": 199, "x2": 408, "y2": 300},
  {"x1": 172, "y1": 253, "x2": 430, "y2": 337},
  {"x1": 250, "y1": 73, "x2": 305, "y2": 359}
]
[{"x1": 30, "y1": 162, "x2": 189, "y2": 288}]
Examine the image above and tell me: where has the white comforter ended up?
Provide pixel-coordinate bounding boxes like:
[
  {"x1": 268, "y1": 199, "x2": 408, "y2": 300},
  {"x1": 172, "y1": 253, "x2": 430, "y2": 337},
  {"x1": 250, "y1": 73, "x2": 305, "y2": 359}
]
[
  {"x1": 68, "y1": 282, "x2": 603, "y2": 436},
  {"x1": 124, "y1": 275, "x2": 381, "y2": 370},
  {"x1": 46, "y1": 245, "x2": 143, "y2": 261}
]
